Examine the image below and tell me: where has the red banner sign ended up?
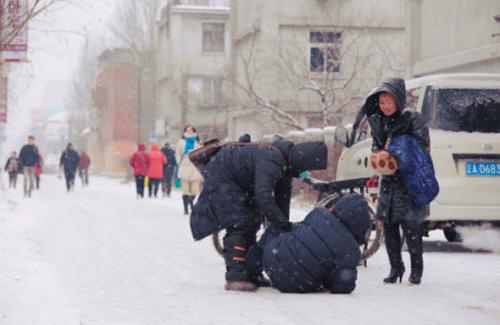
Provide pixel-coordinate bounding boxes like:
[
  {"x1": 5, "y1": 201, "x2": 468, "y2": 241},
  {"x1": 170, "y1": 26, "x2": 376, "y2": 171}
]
[{"x1": 1, "y1": 0, "x2": 28, "y2": 62}]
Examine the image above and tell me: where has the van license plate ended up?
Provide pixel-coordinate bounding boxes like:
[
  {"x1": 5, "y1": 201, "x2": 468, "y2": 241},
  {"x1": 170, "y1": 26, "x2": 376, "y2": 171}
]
[{"x1": 465, "y1": 162, "x2": 500, "y2": 176}]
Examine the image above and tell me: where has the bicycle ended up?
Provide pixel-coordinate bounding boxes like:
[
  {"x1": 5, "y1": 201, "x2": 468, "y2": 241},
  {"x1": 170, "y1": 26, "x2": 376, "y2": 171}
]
[{"x1": 212, "y1": 176, "x2": 384, "y2": 263}]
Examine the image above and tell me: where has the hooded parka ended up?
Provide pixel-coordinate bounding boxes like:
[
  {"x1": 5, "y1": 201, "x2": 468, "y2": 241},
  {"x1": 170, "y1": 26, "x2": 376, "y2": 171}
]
[
  {"x1": 129, "y1": 144, "x2": 150, "y2": 177},
  {"x1": 190, "y1": 140, "x2": 328, "y2": 241},
  {"x1": 362, "y1": 78, "x2": 430, "y2": 224},
  {"x1": 249, "y1": 194, "x2": 370, "y2": 293},
  {"x1": 148, "y1": 144, "x2": 167, "y2": 180}
]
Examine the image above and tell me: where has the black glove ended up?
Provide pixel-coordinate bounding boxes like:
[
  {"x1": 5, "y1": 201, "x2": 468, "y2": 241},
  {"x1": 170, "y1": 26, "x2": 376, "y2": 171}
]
[
  {"x1": 367, "y1": 114, "x2": 387, "y2": 151},
  {"x1": 276, "y1": 221, "x2": 295, "y2": 232}
]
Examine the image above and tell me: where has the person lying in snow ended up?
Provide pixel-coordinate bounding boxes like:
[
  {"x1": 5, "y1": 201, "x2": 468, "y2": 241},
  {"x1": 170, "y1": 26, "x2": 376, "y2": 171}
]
[{"x1": 246, "y1": 193, "x2": 371, "y2": 294}]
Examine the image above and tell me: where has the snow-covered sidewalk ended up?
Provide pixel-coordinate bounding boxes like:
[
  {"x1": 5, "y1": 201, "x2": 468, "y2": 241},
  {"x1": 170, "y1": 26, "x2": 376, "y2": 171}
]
[{"x1": 1, "y1": 175, "x2": 499, "y2": 325}]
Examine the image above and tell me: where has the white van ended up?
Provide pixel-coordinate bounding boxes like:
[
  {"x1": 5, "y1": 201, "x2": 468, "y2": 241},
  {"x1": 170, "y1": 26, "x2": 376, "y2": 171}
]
[{"x1": 334, "y1": 73, "x2": 500, "y2": 241}]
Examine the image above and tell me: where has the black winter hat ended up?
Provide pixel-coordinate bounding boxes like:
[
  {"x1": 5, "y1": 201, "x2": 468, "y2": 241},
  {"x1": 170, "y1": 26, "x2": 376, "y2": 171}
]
[
  {"x1": 289, "y1": 141, "x2": 328, "y2": 177},
  {"x1": 333, "y1": 194, "x2": 371, "y2": 245}
]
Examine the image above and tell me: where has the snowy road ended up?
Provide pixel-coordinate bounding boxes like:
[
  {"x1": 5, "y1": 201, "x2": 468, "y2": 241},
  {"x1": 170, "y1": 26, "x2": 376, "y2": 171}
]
[{"x1": 1, "y1": 175, "x2": 499, "y2": 325}]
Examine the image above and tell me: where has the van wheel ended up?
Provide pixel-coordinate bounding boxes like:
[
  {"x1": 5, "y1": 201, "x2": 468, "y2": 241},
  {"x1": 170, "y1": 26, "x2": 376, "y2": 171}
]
[{"x1": 443, "y1": 227, "x2": 462, "y2": 242}]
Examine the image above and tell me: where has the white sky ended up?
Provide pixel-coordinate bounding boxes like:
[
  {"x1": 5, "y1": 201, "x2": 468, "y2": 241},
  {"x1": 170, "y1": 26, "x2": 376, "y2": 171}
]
[{"x1": 3, "y1": 0, "x2": 121, "y2": 150}]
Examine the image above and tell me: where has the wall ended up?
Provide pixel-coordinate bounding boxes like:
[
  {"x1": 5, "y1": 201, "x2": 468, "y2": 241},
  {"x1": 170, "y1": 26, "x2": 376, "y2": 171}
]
[{"x1": 408, "y1": 0, "x2": 500, "y2": 76}]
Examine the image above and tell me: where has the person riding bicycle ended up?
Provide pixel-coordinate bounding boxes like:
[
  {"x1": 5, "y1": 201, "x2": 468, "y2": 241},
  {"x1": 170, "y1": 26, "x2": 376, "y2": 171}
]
[
  {"x1": 190, "y1": 140, "x2": 328, "y2": 292},
  {"x1": 246, "y1": 193, "x2": 371, "y2": 294}
]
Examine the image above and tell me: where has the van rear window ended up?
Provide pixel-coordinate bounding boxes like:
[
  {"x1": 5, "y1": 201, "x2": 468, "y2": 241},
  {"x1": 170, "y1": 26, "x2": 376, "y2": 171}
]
[{"x1": 422, "y1": 87, "x2": 500, "y2": 133}]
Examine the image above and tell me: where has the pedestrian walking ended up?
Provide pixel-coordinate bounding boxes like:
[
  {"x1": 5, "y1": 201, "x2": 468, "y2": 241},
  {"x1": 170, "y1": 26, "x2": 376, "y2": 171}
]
[
  {"x1": 59, "y1": 143, "x2": 80, "y2": 192},
  {"x1": 190, "y1": 139, "x2": 328, "y2": 291},
  {"x1": 147, "y1": 143, "x2": 167, "y2": 198},
  {"x1": 362, "y1": 77, "x2": 430, "y2": 285},
  {"x1": 19, "y1": 135, "x2": 40, "y2": 197},
  {"x1": 161, "y1": 142, "x2": 177, "y2": 197},
  {"x1": 79, "y1": 151, "x2": 91, "y2": 186},
  {"x1": 129, "y1": 144, "x2": 149, "y2": 198},
  {"x1": 176, "y1": 125, "x2": 203, "y2": 214},
  {"x1": 4, "y1": 151, "x2": 19, "y2": 189},
  {"x1": 34, "y1": 154, "x2": 44, "y2": 190}
]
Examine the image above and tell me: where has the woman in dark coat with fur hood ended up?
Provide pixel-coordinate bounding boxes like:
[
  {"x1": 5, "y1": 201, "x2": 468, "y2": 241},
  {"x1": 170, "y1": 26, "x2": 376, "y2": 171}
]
[
  {"x1": 190, "y1": 140, "x2": 328, "y2": 292},
  {"x1": 361, "y1": 77, "x2": 430, "y2": 285}
]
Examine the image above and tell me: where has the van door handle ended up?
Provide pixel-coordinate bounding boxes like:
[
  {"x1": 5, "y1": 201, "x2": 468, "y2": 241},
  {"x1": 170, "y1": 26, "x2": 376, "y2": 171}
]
[{"x1": 364, "y1": 157, "x2": 368, "y2": 168}]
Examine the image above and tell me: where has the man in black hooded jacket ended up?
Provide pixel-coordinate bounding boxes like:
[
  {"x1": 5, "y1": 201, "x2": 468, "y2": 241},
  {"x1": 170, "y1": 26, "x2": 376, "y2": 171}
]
[
  {"x1": 358, "y1": 77, "x2": 430, "y2": 285},
  {"x1": 60, "y1": 143, "x2": 80, "y2": 192},
  {"x1": 246, "y1": 194, "x2": 371, "y2": 294},
  {"x1": 190, "y1": 140, "x2": 328, "y2": 291}
]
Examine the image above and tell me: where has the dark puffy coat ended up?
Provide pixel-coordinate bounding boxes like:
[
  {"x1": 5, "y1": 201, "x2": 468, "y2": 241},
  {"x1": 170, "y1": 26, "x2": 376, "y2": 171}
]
[
  {"x1": 60, "y1": 148, "x2": 80, "y2": 173},
  {"x1": 19, "y1": 144, "x2": 40, "y2": 168},
  {"x1": 260, "y1": 194, "x2": 370, "y2": 293},
  {"x1": 5, "y1": 157, "x2": 19, "y2": 173},
  {"x1": 190, "y1": 141, "x2": 328, "y2": 241},
  {"x1": 161, "y1": 146, "x2": 177, "y2": 173},
  {"x1": 362, "y1": 78, "x2": 430, "y2": 224}
]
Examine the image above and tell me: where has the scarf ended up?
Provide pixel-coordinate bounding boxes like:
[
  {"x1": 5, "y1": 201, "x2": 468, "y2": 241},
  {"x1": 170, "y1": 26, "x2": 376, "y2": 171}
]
[{"x1": 184, "y1": 135, "x2": 196, "y2": 156}]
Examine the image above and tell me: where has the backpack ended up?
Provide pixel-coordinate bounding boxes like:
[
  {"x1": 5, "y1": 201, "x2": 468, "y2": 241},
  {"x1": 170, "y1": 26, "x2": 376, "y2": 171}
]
[
  {"x1": 188, "y1": 138, "x2": 284, "y2": 175},
  {"x1": 388, "y1": 134, "x2": 439, "y2": 207}
]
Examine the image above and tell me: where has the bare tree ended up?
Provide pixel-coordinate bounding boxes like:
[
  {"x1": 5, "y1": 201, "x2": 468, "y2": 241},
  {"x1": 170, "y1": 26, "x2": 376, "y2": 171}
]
[
  {"x1": 107, "y1": 0, "x2": 162, "y2": 142},
  {"x1": 0, "y1": 0, "x2": 76, "y2": 50},
  {"x1": 231, "y1": 1, "x2": 405, "y2": 132}
]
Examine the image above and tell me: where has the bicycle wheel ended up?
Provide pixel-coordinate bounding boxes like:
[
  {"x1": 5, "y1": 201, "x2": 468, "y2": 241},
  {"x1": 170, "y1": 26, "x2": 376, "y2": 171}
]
[
  {"x1": 212, "y1": 222, "x2": 269, "y2": 259},
  {"x1": 212, "y1": 230, "x2": 225, "y2": 257}
]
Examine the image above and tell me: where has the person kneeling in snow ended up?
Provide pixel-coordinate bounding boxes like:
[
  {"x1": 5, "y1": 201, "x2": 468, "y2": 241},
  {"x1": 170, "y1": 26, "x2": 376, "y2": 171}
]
[{"x1": 247, "y1": 194, "x2": 371, "y2": 294}]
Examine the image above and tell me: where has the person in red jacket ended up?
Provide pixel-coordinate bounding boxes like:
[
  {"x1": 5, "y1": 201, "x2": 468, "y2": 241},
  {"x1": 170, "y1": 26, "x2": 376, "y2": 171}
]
[
  {"x1": 147, "y1": 143, "x2": 167, "y2": 198},
  {"x1": 79, "y1": 151, "x2": 91, "y2": 186},
  {"x1": 129, "y1": 144, "x2": 150, "y2": 198},
  {"x1": 34, "y1": 154, "x2": 44, "y2": 190}
]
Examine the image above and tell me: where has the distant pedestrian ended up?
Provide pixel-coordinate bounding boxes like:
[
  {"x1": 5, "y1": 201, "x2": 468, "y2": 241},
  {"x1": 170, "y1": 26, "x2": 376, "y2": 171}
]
[
  {"x1": 19, "y1": 135, "x2": 40, "y2": 197},
  {"x1": 176, "y1": 125, "x2": 203, "y2": 215},
  {"x1": 147, "y1": 143, "x2": 167, "y2": 198},
  {"x1": 129, "y1": 144, "x2": 150, "y2": 198},
  {"x1": 60, "y1": 143, "x2": 80, "y2": 192},
  {"x1": 34, "y1": 154, "x2": 44, "y2": 190},
  {"x1": 161, "y1": 142, "x2": 177, "y2": 197},
  {"x1": 4, "y1": 151, "x2": 19, "y2": 189},
  {"x1": 79, "y1": 151, "x2": 91, "y2": 186}
]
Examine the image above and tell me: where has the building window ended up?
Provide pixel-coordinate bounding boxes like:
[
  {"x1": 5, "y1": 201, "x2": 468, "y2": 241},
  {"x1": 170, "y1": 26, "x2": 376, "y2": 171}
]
[
  {"x1": 202, "y1": 77, "x2": 222, "y2": 106},
  {"x1": 188, "y1": 76, "x2": 222, "y2": 107},
  {"x1": 310, "y1": 31, "x2": 342, "y2": 73},
  {"x1": 202, "y1": 23, "x2": 225, "y2": 53}
]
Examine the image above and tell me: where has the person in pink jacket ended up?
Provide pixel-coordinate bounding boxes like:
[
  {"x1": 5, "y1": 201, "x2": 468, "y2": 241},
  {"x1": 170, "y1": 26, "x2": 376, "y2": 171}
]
[{"x1": 147, "y1": 143, "x2": 167, "y2": 198}]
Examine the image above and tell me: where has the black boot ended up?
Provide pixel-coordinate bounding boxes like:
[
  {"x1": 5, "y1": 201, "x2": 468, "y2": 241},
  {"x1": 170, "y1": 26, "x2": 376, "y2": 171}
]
[
  {"x1": 409, "y1": 254, "x2": 423, "y2": 285},
  {"x1": 383, "y1": 223, "x2": 405, "y2": 284},
  {"x1": 223, "y1": 230, "x2": 257, "y2": 292},
  {"x1": 189, "y1": 195, "x2": 195, "y2": 210},
  {"x1": 384, "y1": 265, "x2": 405, "y2": 283},
  {"x1": 403, "y1": 221, "x2": 424, "y2": 285},
  {"x1": 182, "y1": 195, "x2": 189, "y2": 215}
]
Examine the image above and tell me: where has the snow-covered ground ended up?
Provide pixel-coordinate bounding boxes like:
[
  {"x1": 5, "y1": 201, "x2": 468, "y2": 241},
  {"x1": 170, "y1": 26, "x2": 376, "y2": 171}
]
[{"x1": 1, "y1": 175, "x2": 499, "y2": 325}]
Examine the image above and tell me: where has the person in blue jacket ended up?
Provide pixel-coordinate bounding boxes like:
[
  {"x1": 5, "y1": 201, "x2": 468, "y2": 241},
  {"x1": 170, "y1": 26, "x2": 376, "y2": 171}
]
[{"x1": 247, "y1": 194, "x2": 371, "y2": 294}]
